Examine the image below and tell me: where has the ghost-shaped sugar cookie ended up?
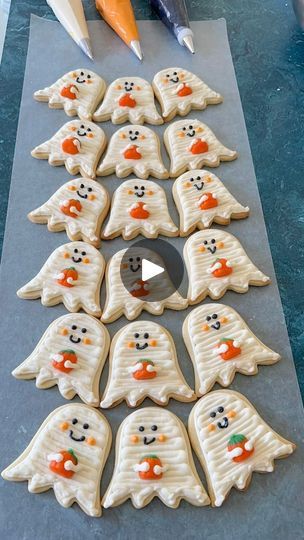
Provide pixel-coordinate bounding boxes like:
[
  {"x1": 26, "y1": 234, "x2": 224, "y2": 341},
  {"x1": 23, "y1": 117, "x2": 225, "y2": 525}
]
[
  {"x1": 184, "y1": 229, "x2": 270, "y2": 304},
  {"x1": 183, "y1": 304, "x2": 280, "y2": 396},
  {"x1": 97, "y1": 125, "x2": 168, "y2": 179},
  {"x1": 1, "y1": 404, "x2": 111, "y2": 516},
  {"x1": 101, "y1": 321, "x2": 194, "y2": 408},
  {"x1": 101, "y1": 248, "x2": 188, "y2": 322},
  {"x1": 189, "y1": 390, "x2": 295, "y2": 507},
  {"x1": 102, "y1": 179, "x2": 177, "y2": 240},
  {"x1": 31, "y1": 120, "x2": 106, "y2": 178},
  {"x1": 17, "y1": 241, "x2": 105, "y2": 316},
  {"x1": 28, "y1": 178, "x2": 109, "y2": 247},
  {"x1": 34, "y1": 69, "x2": 106, "y2": 121},
  {"x1": 164, "y1": 119, "x2": 237, "y2": 177},
  {"x1": 153, "y1": 67, "x2": 222, "y2": 122},
  {"x1": 173, "y1": 170, "x2": 249, "y2": 235},
  {"x1": 93, "y1": 76, "x2": 162, "y2": 125},
  {"x1": 102, "y1": 407, "x2": 210, "y2": 509},
  {"x1": 12, "y1": 313, "x2": 110, "y2": 405}
]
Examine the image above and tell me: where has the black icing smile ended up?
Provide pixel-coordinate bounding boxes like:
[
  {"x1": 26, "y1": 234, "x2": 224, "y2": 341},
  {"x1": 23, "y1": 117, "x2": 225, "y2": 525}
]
[
  {"x1": 144, "y1": 436, "x2": 156, "y2": 445},
  {"x1": 77, "y1": 190, "x2": 87, "y2": 199},
  {"x1": 71, "y1": 248, "x2": 87, "y2": 264},
  {"x1": 170, "y1": 76, "x2": 179, "y2": 83},
  {"x1": 124, "y1": 81, "x2": 134, "y2": 92},
  {"x1": 211, "y1": 321, "x2": 221, "y2": 330},
  {"x1": 187, "y1": 130, "x2": 196, "y2": 137},
  {"x1": 131, "y1": 264, "x2": 140, "y2": 272},
  {"x1": 69, "y1": 335, "x2": 81, "y2": 344},
  {"x1": 129, "y1": 257, "x2": 141, "y2": 273},
  {"x1": 136, "y1": 342, "x2": 148, "y2": 350},
  {"x1": 134, "y1": 185, "x2": 145, "y2": 198},
  {"x1": 72, "y1": 256, "x2": 83, "y2": 263},
  {"x1": 194, "y1": 182, "x2": 204, "y2": 190},
  {"x1": 128, "y1": 129, "x2": 139, "y2": 142},
  {"x1": 217, "y1": 417, "x2": 229, "y2": 429},
  {"x1": 69, "y1": 430, "x2": 85, "y2": 442},
  {"x1": 77, "y1": 129, "x2": 87, "y2": 137},
  {"x1": 76, "y1": 183, "x2": 93, "y2": 199},
  {"x1": 76, "y1": 77, "x2": 86, "y2": 83},
  {"x1": 130, "y1": 135, "x2": 138, "y2": 141},
  {"x1": 203, "y1": 239, "x2": 217, "y2": 254}
]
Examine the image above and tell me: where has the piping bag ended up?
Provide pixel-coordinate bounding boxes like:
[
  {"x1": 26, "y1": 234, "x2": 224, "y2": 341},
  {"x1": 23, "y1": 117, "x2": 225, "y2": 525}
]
[
  {"x1": 150, "y1": 0, "x2": 195, "y2": 53},
  {"x1": 47, "y1": 0, "x2": 93, "y2": 59},
  {"x1": 95, "y1": 0, "x2": 143, "y2": 60}
]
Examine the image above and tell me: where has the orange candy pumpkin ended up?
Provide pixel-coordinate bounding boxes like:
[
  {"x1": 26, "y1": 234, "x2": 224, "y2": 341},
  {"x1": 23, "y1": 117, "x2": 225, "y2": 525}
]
[{"x1": 49, "y1": 449, "x2": 78, "y2": 479}]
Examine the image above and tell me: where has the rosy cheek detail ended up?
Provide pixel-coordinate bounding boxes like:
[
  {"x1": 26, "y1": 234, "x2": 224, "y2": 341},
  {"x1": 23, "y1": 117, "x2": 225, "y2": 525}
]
[
  {"x1": 202, "y1": 324, "x2": 210, "y2": 332},
  {"x1": 122, "y1": 263, "x2": 128, "y2": 269},
  {"x1": 198, "y1": 246, "x2": 206, "y2": 253},
  {"x1": 119, "y1": 133, "x2": 126, "y2": 139},
  {"x1": 178, "y1": 132, "x2": 185, "y2": 138},
  {"x1": 68, "y1": 185, "x2": 77, "y2": 191},
  {"x1": 116, "y1": 84, "x2": 122, "y2": 90},
  {"x1": 220, "y1": 316, "x2": 228, "y2": 324},
  {"x1": 88, "y1": 194, "x2": 96, "y2": 201},
  {"x1": 139, "y1": 135, "x2": 146, "y2": 140},
  {"x1": 158, "y1": 434, "x2": 166, "y2": 442},
  {"x1": 163, "y1": 78, "x2": 168, "y2": 84},
  {"x1": 216, "y1": 242, "x2": 224, "y2": 249},
  {"x1": 184, "y1": 182, "x2": 191, "y2": 188},
  {"x1": 131, "y1": 435, "x2": 139, "y2": 443},
  {"x1": 63, "y1": 252, "x2": 70, "y2": 259},
  {"x1": 207, "y1": 424, "x2": 216, "y2": 432},
  {"x1": 136, "y1": 86, "x2": 141, "y2": 91},
  {"x1": 196, "y1": 126, "x2": 203, "y2": 133},
  {"x1": 86, "y1": 79, "x2": 92, "y2": 84},
  {"x1": 206, "y1": 176, "x2": 212, "y2": 183},
  {"x1": 60, "y1": 422, "x2": 69, "y2": 431},
  {"x1": 147, "y1": 190, "x2": 154, "y2": 196},
  {"x1": 227, "y1": 410, "x2": 236, "y2": 419},
  {"x1": 87, "y1": 436, "x2": 96, "y2": 446},
  {"x1": 83, "y1": 337, "x2": 92, "y2": 345},
  {"x1": 149, "y1": 340, "x2": 157, "y2": 347},
  {"x1": 87, "y1": 133, "x2": 94, "y2": 138},
  {"x1": 127, "y1": 341, "x2": 135, "y2": 348},
  {"x1": 69, "y1": 126, "x2": 77, "y2": 132},
  {"x1": 128, "y1": 190, "x2": 134, "y2": 195},
  {"x1": 60, "y1": 328, "x2": 69, "y2": 336},
  {"x1": 180, "y1": 73, "x2": 185, "y2": 79},
  {"x1": 83, "y1": 258, "x2": 90, "y2": 264},
  {"x1": 71, "y1": 72, "x2": 77, "y2": 77}
]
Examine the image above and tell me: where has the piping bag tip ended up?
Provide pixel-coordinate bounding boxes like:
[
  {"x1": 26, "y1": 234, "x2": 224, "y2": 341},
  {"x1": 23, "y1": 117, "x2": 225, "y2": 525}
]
[
  {"x1": 79, "y1": 38, "x2": 94, "y2": 60},
  {"x1": 183, "y1": 35, "x2": 195, "y2": 54},
  {"x1": 130, "y1": 40, "x2": 143, "y2": 61}
]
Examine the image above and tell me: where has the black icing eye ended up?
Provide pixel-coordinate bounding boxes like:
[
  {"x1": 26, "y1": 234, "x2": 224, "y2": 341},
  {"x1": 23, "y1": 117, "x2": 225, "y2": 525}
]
[
  {"x1": 182, "y1": 127, "x2": 186, "y2": 131},
  {"x1": 203, "y1": 240, "x2": 208, "y2": 245},
  {"x1": 71, "y1": 325, "x2": 77, "y2": 330},
  {"x1": 189, "y1": 177, "x2": 194, "y2": 182},
  {"x1": 125, "y1": 81, "x2": 128, "y2": 85},
  {"x1": 83, "y1": 423, "x2": 89, "y2": 429},
  {"x1": 141, "y1": 186, "x2": 145, "y2": 190},
  {"x1": 166, "y1": 74, "x2": 170, "y2": 78},
  {"x1": 131, "y1": 82, "x2": 134, "y2": 86},
  {"x1": 72, "y1": 418, "x2": 78, "y2": 425},
  {"x1": 151, "y1": 425, "x2": 158, "y2": 431},
  {"x1": 80, "y1": 71, "x2": 84, "y2": 76},
  {"x1": 138, "y1": 426, "x2": 145, "y2": 432},
  {"x1": 218, "y1": 406, "x2": 224, "y2": 413},
  {"x1": 196, "y1": 176, "x2": 201, "y2": 180},
  {"x1": 211, "y1": 239, "x2": 216, "y2": 244},
  {"x1": 206, "y1": 316, "x2": 211, "y2": 322},
  {"x1": 136, "y1": 257, "x2": 140, "y2": 262},
  {"x1": 144, "y1": 333, "x2": 149, "y2": 339},
  {"x1": 134, "y1": 332, "x2": 140, "y2": 338},
  {"x1": 87, "y1": 74, "x2": 91, "y2": 79},
  {"x1": 135, "y1": 131, "x2": 139, "y2": 136},
  {"x1": 173, "y1": 71, "x2": 177, "y2": 75},
  {"x1": 81, "y1": 251, "x2": 86, "y2": 256},
  {"x1": 210, "y1": 411, "x2": 216, "y2": 418},
  {"x1": 80, "y1": 183, "x2": 84, "y2": 189},
  {"x1": 87, "y1": 127, "x2": 92, "y2": 132},
  {"x1": 129, "y1": 257, "x2": 133, "y2": 262},
  {"x1": 129, "y1": 130, "x2": 133, "y2": 135},
  {"x1": 80, "y1": 124, "x2": 84, "y2": 129},
  {"x1": 88, "y1": 187, "x2": 93, "y2": 192},
  {"x1": 189, "y1": 125, "x2": 193, "y2": 130},
  {"x1": 81, "y1": 328, "x2": 87, "y2": 333},
  {"x1": 74, "y1": 248, "x2": 78, "y2": 253},
  {"x1": 134, "y1": 185, "x2": 138, "y2": 190},
  {"x1": 212, "y1": 314, "x2": 218, "y2": 320}
]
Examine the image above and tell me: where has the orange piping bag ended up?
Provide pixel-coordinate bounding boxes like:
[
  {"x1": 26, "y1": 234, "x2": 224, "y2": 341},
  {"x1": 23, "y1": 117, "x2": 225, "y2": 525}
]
[{"x1": 95, "y1": 0, "x2": 143, "y2": 60}]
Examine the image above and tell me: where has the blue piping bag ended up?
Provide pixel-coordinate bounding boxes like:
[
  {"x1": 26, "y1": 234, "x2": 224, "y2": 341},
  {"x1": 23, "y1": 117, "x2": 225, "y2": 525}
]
[{"x1": 150, "y1": 0, "x2": 194, "y2": 53}]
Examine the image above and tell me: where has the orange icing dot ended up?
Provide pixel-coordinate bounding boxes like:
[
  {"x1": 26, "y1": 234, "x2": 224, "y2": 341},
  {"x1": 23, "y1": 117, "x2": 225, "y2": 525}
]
[
  {"x1": 87, "y1": 437, "x2": 96, "y2": 446},
  {"x1": 115, "y1": 84, "x2": 122, "y2": 90},
  {"x1": 139, "y1": 135, "x2": 146, "y2": 140},
  {"x1": 127, "y1": 341, "x2": 135, "y2": 348},
  {"x1": 119, "y1": 133, "x2": 127, "y2": 139},
  {"x1": 185, "y1": 181, "x2": 191, "y2": 188},
  {"x1": 60, "y1": 328, "x2": 69, "y2": 336},
  {"x1": 147, "y1": 190, "x2": 154, "y2": 196},
  {"x1": 60, "y1": 422, "x2": 69, "y2": 431},
  {"x1": 69, "y1": 126, "x2": 77, "y2": 132},
  {"x1": 122, "y1": 263, "x2": 129, "y2": 269},
  {"x1": 87, "y1": 133, "x2": 94, "y2": 138},
  {"x1": 128, "y1": 189, "x2": 134, "y2": 195},
  {"x1": 88, "y1": 194, "x2": 96, "y2": 201},
  {"x1": 196, "y1": 126, "x2": 204, "y2": 133},
  {"x1": 68, "y1": 185, "x2": 77, "y2": 191},
  {"x1": 63, "y1": 252, "x2": 70, "y2": 259},
  {"x1": 220, "y1": 316, "x2": 228, "y2": 323},
  {"x1": 158, "y1": 434, "x2": 166, "y2": 442},
  {"x1": 149, "y1": 339, "x2": 157, "y2": 347},
  {"x1": 228, "y1": 410, "x2": 236, "y2": 418},
  {"x1": 202, "y1": 324, "x2": 210, "y2": 332},
  {"x1": 178, "y1": 131, "x2": 185, "y2": 138},
  {"x1": 198, "y1": 246, "x2": 206, "y2": 252},
  {"x1": 131, "y1": 435, "x2": 139, "y2": 443},
  {"x1": 208, "y1": 424, "x2": 216, "y2": 432},
  {"x1": 216, "y1": 241, "x2": 225, "y2": 248},
  {"x1": 83, "y1": 258, "x2": 90, "y2": 264},
  {"x1": 83, "y1": 338, "x2": 92, "y2": 345}
]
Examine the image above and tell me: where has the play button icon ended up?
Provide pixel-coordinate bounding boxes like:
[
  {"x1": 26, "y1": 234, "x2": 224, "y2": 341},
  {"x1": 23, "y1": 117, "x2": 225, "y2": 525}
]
[
  {"x1": 142, "y1": 259, "x2": 164, "y2": 281},
  {"x1": 120, "y1": 238, "x2": 185, "y2": 303}
]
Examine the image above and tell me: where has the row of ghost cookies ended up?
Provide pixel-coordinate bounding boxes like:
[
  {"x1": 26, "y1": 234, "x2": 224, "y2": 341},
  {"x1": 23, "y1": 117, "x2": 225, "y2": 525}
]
[
  {"x1": 34, "y1": 67, "x2": 222, "y2": 124},
  {"x1": 12, "y1": 306, "x2": 280, "y2": 407},
  {"x1": 16, "y1": 229, "x2": 270, "y2": 322},
  {"x1": 31, "y1": 118, "x2": 237, "y2": 179},
  {"x1": 28, "y1": 172, "x2": 249, "y2": 246},
  {"x1": 2, "y1": 395, "x2": 295, "y2": 516}
]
